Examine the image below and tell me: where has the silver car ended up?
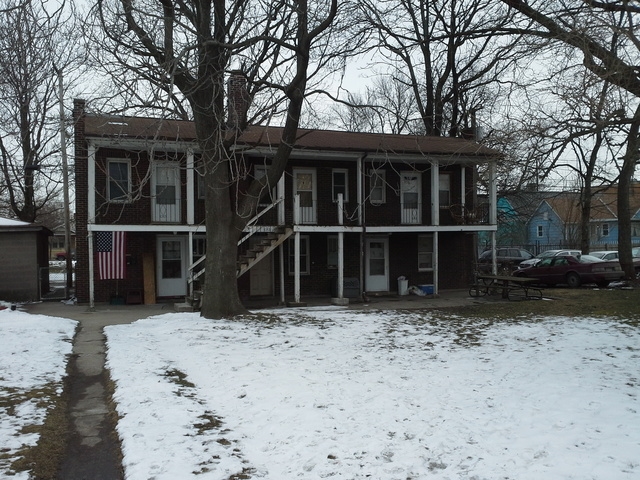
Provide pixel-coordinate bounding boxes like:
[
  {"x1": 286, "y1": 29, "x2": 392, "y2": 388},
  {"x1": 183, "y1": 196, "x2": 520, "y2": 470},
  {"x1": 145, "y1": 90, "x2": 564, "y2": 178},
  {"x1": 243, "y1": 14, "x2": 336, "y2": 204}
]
[{"x1": 518, "y1": 249, "x2": 582, "y2": 269}]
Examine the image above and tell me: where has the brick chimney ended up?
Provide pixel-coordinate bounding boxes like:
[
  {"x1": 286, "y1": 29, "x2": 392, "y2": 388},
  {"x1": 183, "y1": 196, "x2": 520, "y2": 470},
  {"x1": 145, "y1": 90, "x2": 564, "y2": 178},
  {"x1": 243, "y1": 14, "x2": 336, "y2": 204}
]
[{"x1": 227, "y1": 71, "x2": 250, "y2": 130}]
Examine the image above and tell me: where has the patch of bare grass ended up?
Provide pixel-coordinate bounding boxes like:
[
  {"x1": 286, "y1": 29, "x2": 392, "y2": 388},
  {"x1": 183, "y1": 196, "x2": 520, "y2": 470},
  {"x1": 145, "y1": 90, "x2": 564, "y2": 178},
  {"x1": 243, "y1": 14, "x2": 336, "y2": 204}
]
[
  {"x1": 4, "y1": 380, "x2": 70, "y2": 480},
  {"x1": 444, "y1": 286, "x2": 640, "y2": 322}
]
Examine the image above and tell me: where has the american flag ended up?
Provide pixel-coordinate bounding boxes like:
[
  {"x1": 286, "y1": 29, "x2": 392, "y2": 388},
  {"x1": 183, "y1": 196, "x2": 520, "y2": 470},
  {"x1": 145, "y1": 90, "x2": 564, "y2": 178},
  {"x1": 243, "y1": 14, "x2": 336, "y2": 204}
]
[{"x1": 96, "y1": 231, "x2": 126, "y2": 280}]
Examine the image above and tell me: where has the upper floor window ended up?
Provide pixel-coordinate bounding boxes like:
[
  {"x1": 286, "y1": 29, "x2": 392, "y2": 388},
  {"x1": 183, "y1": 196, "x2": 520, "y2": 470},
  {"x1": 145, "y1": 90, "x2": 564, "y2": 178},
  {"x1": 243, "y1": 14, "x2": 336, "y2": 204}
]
[
  {"x1": 108, "y1": 159, "x2": 131, "y2": 202},
  {"x1": 332, "y1": 169, "x2": 348, "y2": 202},
  {"x1": 370, "y1": 169, "x2": 386, "y2": 204},
  {"x1": 439, "y1": 173, "x2": 450, "y2": 207},
  {"x1": 602, "y1": 223, "x2": 609, "y2": 237},
  {"x1": 537, "y1": 225, "x2": 544, "y2": 237},
  {"x1": 255, "y1": 164, "x2": 276, "y2": 206}
]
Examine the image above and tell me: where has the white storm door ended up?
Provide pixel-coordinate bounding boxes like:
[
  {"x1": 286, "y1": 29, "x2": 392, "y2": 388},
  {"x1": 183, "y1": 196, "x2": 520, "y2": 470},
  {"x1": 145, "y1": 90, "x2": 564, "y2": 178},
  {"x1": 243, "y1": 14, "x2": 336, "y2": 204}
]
[
  {"x1": 366, "y1": 237, "x2": 389, "y2": 292},
  {"x1": 401, "y1": 172, "x2": 422, "y2": 224},
  {"x1": 293, "y1": 168, "x2": 317, "y2": 224},
  {"x1": 156, "y1": 236, "x2": 187, "y2": 297},
  {"x1": 153, "y1": 163, "x2": 181, "y2": 223}
]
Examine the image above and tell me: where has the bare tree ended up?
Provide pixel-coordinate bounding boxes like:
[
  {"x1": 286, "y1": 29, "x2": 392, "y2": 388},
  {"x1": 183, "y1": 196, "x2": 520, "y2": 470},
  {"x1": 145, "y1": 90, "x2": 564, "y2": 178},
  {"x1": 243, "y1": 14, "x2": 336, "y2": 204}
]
[
  {"x1": 0, "y1": 0, "x2": 82, "y2": 222},
  {"x1": 91, "y1": 0, "x2": 338, "y2": 318},
  {"x1": 331, "y1": 76, "x2": 423, "y2": 134},
  {"x1": 350, "y1": 0, "x2": 528, "y2": 138},
  {"x1": 500, "y1": 0, "x2": 640, "y2": 278}
]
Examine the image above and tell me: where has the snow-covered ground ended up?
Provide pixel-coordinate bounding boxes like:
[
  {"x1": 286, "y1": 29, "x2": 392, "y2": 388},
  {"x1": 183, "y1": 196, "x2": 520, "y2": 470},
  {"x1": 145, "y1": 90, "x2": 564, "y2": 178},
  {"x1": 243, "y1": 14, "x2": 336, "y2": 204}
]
[
  {"x1": 0, "y1": 304, "x2": 76, "y2": 479},
  {"x1": 2, "y1": 303, "x2": 639, "y2": 480},
  {"x1": 103, "y1": 308, "x2": 640, "y2": 480}
]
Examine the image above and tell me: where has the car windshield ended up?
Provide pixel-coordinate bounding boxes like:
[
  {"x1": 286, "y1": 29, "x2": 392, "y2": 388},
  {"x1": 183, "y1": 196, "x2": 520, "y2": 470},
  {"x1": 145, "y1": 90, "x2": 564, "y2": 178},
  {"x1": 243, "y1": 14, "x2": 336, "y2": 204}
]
[{"x1": 537, "y1": 250, "x2": 559, "y2": 259}]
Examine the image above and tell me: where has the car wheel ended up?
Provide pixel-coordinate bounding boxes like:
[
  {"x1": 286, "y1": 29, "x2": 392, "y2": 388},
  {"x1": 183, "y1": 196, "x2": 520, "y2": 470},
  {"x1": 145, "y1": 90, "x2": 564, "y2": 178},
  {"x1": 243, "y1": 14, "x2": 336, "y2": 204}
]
[{"x1": 566, "y1": 272, "x2": 581, "y2": 288}]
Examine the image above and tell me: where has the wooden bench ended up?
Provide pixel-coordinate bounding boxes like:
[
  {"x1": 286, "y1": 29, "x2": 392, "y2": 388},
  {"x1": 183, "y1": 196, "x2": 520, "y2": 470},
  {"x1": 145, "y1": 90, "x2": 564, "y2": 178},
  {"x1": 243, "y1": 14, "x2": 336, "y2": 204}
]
[{"x1": 470, "y1": 274, "x2": 543, "y2": 301}]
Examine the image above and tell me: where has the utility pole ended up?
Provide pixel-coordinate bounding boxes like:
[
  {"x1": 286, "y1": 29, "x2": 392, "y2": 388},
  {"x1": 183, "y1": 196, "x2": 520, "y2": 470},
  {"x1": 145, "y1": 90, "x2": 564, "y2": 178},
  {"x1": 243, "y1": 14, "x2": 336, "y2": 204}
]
[{"x1": 54, "y1": 65, "x2": 73, "y2": 294}]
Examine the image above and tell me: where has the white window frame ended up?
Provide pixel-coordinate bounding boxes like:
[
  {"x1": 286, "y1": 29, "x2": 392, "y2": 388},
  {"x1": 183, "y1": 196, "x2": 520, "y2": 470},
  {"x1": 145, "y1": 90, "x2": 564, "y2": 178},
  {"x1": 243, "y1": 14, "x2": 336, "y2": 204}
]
[
  {"x1": 438, "y1": 173, "x2": 451, "y2": 208},
  {"x1": 537, "y1": 225, "x2": 544, "y2": 237},
  {"x1": 332, "y1": 168, "x2": 349, "y2": 202},
  {"x1": 418, "y1": 234, "x2": 434, "y2": 272},
  {"x1": 107, "y1": 158, "x2": 131, "y2": 202},
  {"x1": 327, "y1": 235, "x2": 338, "y2": 269},
  {"x1": 288, "y1": 235, "x2": 310, "y2": 275},
  {"x1": 370, "y1": 169, "x2": 386, "y2": 204}
]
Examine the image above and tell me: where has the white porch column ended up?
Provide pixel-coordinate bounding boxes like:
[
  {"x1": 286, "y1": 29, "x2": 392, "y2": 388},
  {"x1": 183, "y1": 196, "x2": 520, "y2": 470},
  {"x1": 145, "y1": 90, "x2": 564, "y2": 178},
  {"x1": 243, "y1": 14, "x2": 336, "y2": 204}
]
[
  {"x1": 88, "y1": 229, "x2": 95, "y2": 310},
  {"x1": 88, "y1": 142, "x2": 96, "y2": 223},
  {"x1": 431, "y1": 161, "x2": 440, "y2": 225},
  {"x1": 87, "y1": 141, "x2": 96, "y2": 310},
  {"x1": 277, "y1": 174, "x2": 285, "y2": 225},
  {"x1": 294, "y1": 195, "x2": 301, "y2": 303},
  {"x1": 279, "y1": 243, "x2": 285, "y2": 304},
  {"x1": 337, "y1": 194, "x2": 344, "y2": 299},
  {"x1": 186, "y1": 149, "x2": 195, "y2": 225},
  {"x1": 489, "y1": 161, "x2": 498, "y2": 274},
  {"x1": 433, "y1": 231, "x2": 439, "y2": 295},
  {"x1": 357, "y1": 155, "x2": 363, "y2": 225}
]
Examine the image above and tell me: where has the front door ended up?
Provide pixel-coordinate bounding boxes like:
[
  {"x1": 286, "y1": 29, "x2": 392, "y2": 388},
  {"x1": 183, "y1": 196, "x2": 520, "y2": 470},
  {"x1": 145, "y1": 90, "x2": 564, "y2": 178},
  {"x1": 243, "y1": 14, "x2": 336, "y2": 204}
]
[
  {"x1": 156, "y1": 236, "x2": 187, "y2": 297},
  {"x1": 366, "y1": 237, "x2": 389, "y2": 292},
  {"x1": 293, "y1": 168, "x2": 317, "y2": 224},
  {"x1": 250, "y1": 239, "x2": 273, "y2": 296},
  {"x1": 401, "y1": 171, "x2": 422, "y2": 224}
]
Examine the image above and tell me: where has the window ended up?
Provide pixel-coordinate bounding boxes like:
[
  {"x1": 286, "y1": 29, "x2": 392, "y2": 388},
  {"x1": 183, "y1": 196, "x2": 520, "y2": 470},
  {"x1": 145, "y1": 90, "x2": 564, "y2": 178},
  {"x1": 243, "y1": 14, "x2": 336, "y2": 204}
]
[
  {"x1": 537, "y1": 225, "x2": 544, "y2": 237},
  {"x1": 332, "y1": 169, "x2": 348, "y2": 202},
  {"x1": 108, "y1": 159, "x2": 130, "y2": 202},
  {"x1": 439, "y1": 173, "x2": 450, "y2": 207},
  {"x1": 370, "y1": 169, "x2": 386, "y2": 204},
  {"x1": 418, "y1": 234, "x2": 434, "y2": 271},
  {"x1": 327, "y1": 236, "x2": 338, "y2": 269},
  {"x1": 255, "y1": 164, "x2": 276, "y2": 206},
  {"x1": 288, "y1": 235, "x2": 310, "y2": 275},
  {"x1": 192, "y1": 236, "x2": 206, "y2": 263},
  {"x1": 602, "y1": 223, "x2": 609, "y2": 237}
]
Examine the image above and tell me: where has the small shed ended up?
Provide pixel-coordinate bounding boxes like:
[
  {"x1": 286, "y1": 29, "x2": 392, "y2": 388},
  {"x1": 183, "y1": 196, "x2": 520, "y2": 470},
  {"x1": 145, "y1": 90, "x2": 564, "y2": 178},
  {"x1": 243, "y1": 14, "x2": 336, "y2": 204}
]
[{"x1": 0, "y1": 217, "x2": 52, "y2": 301}]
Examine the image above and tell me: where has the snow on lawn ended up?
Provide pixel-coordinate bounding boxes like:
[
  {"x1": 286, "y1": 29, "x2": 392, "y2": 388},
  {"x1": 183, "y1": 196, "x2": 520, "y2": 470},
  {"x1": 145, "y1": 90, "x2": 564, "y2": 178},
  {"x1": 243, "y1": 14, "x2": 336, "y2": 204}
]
[
  {"x1": 0, "y1": 306, "x2": 76, "y2": 479},
  {"x1": 105, "y1": 309, "x2": 640, "y2": 480}
]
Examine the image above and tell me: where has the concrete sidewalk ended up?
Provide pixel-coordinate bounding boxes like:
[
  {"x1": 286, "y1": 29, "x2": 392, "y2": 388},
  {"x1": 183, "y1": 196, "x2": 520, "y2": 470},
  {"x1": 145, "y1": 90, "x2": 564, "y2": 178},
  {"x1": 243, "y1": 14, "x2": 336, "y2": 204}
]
[
  {"x1": 23, "y1": 302, "x2": 173, "y2": 480},
  {"x1": 23, "y1": 291, "x2": 487, "y2": 479}
]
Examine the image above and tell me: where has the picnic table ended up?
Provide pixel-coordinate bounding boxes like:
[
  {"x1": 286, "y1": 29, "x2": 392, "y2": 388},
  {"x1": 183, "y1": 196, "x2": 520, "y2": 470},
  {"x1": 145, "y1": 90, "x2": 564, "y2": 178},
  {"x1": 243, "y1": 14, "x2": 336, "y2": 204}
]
[{"x1": 469, "y1": 274, "x2": 543, "y2": 301}]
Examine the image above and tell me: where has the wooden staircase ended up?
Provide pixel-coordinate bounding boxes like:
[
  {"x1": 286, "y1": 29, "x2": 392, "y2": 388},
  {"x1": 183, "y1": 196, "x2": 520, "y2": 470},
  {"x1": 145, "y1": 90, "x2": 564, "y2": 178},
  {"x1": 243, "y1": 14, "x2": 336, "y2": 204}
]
[{"x1": 237, "y1": 226, "x2": 293, "y2": 277}]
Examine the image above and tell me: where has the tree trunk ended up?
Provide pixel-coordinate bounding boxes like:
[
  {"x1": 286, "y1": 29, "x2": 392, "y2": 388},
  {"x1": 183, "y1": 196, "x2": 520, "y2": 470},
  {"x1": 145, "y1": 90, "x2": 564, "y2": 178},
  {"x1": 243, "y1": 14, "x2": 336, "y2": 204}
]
[{"x1": 617, "y1": 105, "x2": 640, "y2": 279}]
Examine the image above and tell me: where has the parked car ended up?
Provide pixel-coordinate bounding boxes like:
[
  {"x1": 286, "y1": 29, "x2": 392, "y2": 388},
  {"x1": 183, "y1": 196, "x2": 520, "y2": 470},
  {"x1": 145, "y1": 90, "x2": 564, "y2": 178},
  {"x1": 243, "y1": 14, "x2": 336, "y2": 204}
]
[
  {"x1": 55, "y1": 251, "x2": 75, "y2": 261},
  {"x1": 513, "y1": 254, "x2": 623, "y2": 288},
  {"x1": 477, "y1": 248, "x2": 534, "y2": 272},
  {"x1": 589, "y1": 251, "x2": 619, "y2": 261},
  {"x1": 518, "y1": 249, "x2": 582, "y2": 269}
]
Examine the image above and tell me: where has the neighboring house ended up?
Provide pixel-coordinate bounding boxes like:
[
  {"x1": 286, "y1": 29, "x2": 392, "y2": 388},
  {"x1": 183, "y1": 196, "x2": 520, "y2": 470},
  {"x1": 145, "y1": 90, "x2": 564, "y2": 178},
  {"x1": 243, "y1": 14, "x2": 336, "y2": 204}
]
[
  {"x1": 49, "y1": 223, "x2": 76, "y2": 260},
  {"x1": 0, "y1": 217, "x2": 51, "y2": 301},
  {"x1": 522, "y1": 185, "x2": 640, "y2": 253},
  {"x1": 73, "y1": 98, "x2": 501, "y2": 306}
]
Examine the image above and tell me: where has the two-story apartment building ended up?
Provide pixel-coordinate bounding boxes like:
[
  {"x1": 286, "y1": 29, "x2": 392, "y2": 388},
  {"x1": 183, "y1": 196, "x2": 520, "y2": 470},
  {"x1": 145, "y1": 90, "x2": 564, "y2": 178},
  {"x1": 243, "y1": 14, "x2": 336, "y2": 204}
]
[{"x1": 73, "y1": 99, "x2": 500, "y2": 306}]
